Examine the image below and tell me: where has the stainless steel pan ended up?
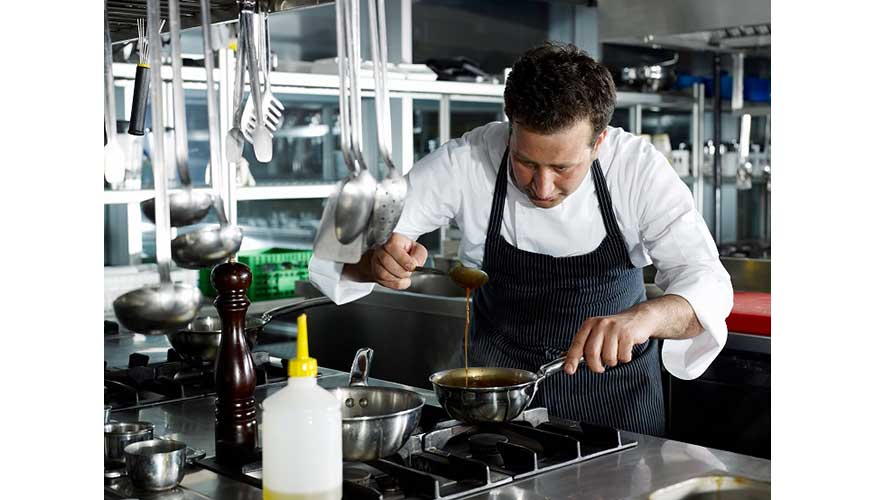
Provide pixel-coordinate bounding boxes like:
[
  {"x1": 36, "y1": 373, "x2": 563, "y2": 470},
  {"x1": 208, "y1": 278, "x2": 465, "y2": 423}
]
[
  {"x1": 429, "y1": 355, "x2": 585, "y2": 423},
  {"x1": 166, "y1": 297, "x2": 332, "y2": 362},
  {"x1": 328, "y1": 348, "x2": 425, "y2": 461}
]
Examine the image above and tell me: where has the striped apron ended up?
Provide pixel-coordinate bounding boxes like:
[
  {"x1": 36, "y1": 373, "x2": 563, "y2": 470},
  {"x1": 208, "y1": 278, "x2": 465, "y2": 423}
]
[{"x1": 470, "y1": 147, "x2": 665, "y2": 435}]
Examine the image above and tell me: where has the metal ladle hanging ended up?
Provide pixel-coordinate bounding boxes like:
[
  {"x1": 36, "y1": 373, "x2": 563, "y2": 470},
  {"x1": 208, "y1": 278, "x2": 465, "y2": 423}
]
[
  {"x1": 113, "y1": 0, "x2": 203, "y2": 334},
  {"x1": 141, "y1": 0, "x2": 213, "y2": 228},
  {"x1": 333, "y1": 0, "x2": 377, "y2": 244},
  {"x1": 365, "y1": 0, "x2": 407, "y2": 248},
  {"x1": 170, "y1": 0, "x2": 243, "y2": 270}
]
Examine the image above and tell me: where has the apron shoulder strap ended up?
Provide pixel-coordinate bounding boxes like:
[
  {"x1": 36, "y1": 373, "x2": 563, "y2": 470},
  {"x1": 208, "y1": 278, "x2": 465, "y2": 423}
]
[{"x1": 590, "y1": 159, "x2": 624, "y2": 239}]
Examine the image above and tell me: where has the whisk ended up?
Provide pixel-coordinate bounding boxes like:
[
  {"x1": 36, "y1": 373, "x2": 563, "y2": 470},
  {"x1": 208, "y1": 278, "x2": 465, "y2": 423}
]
[{"x1": 128, "y1": 18, "x2": 164, "y2": 136}]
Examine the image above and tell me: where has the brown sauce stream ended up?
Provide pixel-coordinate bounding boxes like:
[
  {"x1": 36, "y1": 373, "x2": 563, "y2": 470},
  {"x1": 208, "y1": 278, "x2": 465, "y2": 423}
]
[{"x1": 464, "y1": 287, "x2": 471, "y2": 386}]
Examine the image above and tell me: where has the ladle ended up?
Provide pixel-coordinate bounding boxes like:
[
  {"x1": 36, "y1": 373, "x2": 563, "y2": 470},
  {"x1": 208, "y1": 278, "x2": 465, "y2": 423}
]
[
  {"x1": 414, "y1": 264, "x2": 489, "y2": 290},
  {"x1": 311, "y1": 0, "x2": 368, "y2": 263},
  {"x1": 141, "y1": 0, "x2": 213, "y2": 228},
  {"x1": 170, "y1": 0, "x2": 244, "y2": 270},
  {"x1": 334, "y1": 0, "x2": 377, "y2": 244},
  {"x1": 365, "y1": 0, "x2": 407, "y2": 248},
  {"x1": 113, "y1": 0, "x2": 203, "y2": 334}
]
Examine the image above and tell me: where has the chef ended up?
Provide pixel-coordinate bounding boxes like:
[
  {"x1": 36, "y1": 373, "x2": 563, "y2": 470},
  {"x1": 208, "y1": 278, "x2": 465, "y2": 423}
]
[{"x1": 310, "y1": 42, "x2": 732, "y2": 435}]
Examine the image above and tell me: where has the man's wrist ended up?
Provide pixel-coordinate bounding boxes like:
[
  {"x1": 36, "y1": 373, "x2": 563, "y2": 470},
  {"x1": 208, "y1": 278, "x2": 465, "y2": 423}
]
[
  {"x1": 342, "y1": 250, "x2": 374, "y2": 283},
  {"x1": 635, "y1": 294, "x2": 702, "y2": 340}
]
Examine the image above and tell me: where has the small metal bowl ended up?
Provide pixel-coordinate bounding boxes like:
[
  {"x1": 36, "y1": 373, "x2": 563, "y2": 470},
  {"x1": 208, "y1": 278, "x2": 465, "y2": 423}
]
[
  {"x1": 104, "y1": 422, "x2": 155, "y2": 467},
  {"x1": 124, "y1": 439, "x2": 187, "y2": 491}
]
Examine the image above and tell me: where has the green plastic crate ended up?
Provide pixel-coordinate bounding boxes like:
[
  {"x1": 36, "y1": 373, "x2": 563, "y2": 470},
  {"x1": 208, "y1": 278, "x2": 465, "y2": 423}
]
[{"x1": 198, "y1": 248, "x2": 313, "y2": 302}]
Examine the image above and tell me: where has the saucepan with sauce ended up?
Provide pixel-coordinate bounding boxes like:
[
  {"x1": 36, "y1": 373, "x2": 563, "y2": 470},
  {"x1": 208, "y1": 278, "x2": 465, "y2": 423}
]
[{"x1": 429, "y1": 355, "x2": 585, "y2": 424}]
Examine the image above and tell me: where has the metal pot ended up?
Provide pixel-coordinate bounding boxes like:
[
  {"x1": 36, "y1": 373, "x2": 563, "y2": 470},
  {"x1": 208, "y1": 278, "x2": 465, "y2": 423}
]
[
  {"x1": 166, "y1": 297, "x2": 333, "y2": 362},
  {"x1": 429, "y1": 355, "x2": 584, "y2": 423},
  {"x1": 105, "y1": 421, "x2": 155, "y2": 467},
  {"x1": 328, "y1": 348, "x2": 425, "y2": 461}
]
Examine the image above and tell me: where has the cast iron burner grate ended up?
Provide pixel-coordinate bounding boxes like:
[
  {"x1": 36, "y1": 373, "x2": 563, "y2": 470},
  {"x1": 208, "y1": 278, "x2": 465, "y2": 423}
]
[
  {"x1": 104, "y1": 350, "x2": 287, "y2": 411},
  {"x1": 230, "y1": 407, "x2": 637, "y2": 500}
]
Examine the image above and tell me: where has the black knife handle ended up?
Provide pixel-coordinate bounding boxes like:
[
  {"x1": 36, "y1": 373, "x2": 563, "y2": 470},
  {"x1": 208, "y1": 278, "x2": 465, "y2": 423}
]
[{"x1": 128, "y1": 64, "x2": 151, "y2": 136}]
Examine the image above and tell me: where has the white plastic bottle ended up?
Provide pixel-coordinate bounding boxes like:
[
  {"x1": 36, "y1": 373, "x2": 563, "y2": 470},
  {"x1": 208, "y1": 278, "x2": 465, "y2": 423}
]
[{"x1": 262, "y1": 313, "x2": 342, "y2": 500}]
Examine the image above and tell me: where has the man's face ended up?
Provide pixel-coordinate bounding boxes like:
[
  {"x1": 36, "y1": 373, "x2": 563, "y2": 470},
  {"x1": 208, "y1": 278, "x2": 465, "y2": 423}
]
[{"x1": 509, "y1": 119, "x2": 607, "y2": 209}]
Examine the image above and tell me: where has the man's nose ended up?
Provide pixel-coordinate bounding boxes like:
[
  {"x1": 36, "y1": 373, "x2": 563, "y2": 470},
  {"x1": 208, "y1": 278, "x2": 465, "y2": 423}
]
[{"x1": 533, "y1": 168, "x2": 555, "y2": 198}]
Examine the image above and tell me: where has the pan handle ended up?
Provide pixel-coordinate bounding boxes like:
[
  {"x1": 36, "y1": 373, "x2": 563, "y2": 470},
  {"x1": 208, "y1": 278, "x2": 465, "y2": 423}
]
[
  {"x1": 260, "y1": 296, "x2": 333, "y2": 324},
  {"x1": 536, "y1": 355, "x2": 586, "y2": 380},
  {"x1": 348, "y1": 347, "x2": 373, "y2": 386}
]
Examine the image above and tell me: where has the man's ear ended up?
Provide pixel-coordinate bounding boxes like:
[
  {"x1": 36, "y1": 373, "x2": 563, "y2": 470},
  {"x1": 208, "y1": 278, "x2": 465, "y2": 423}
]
[{"x1": 591, "y1": 128, "x2": 608, "y2": 155}]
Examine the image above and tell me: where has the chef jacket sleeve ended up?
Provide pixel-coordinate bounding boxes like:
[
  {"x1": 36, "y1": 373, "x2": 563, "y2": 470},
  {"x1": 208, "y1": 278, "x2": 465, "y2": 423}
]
[
  {"x1": 627, "y1": 142, "x2": 734, "y2": 380},
  {"x1": 308, "y1": 137, "x2": 466, "y2": 304}
]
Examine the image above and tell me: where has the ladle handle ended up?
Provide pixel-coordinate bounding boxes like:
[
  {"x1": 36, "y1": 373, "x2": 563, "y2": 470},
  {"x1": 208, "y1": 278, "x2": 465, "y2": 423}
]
[
  {"x1": 202, "y1": 0, "x2": 231, "y2": 228},
  {"x1": 260, "y1": 297, "x2": 333, "y2": 324},
  {"x1": 334, "y1": 0, "x2": 355, "y2": 173},
  {"x1": 104, "y1": 8, "x2": 117, "y2": 142},
  {"x1": 348, "y1": 348, "x2": 373, "y2": 387},
  {"x1": 146, "y1": 0, "x2": 171, "y2": 285},
  {"x1": 413, "y1": 266, "x2": 445, "y2": 276},
  {"x1": 168, "y1": 0, "x2": 192, "y2": 187},
  {"x1": 367, "y1": 0, "x2": 396, "y2": 175},
  {"x1": 344, "y1": 0, "x2": 367, "y2": 172}
]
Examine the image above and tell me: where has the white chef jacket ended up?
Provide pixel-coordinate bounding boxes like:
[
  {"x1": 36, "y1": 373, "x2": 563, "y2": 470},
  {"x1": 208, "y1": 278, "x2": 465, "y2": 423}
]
[{"x1": 309, "y1": 122, "x2": 733, "y2": 380}]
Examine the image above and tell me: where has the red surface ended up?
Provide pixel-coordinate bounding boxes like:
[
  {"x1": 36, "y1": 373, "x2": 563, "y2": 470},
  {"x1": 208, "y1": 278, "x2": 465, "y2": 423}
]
[{"x1": 726, "y1": 292, "x2": 771, "y2": 337}]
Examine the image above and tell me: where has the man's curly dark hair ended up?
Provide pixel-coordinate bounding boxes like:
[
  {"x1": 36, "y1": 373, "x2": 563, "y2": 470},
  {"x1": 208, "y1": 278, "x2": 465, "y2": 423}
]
[{"x1": 504, "y1": 42, "x2": 616, "y2": 145}]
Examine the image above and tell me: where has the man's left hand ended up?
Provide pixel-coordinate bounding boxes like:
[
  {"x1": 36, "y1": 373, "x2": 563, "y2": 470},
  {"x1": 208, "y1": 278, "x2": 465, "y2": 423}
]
[
  {"x1": 563, "y1": 308, "x2": 654, "y2": 375},
  {"x1": 562, "y1": 295, "x2": 704, "y2": 375}
]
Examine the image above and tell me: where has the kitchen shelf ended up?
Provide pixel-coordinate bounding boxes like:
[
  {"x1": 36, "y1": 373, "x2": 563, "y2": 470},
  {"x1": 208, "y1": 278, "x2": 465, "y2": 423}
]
[{"x1": 111, "y1": 62, "x2": 695, "y2": 107}]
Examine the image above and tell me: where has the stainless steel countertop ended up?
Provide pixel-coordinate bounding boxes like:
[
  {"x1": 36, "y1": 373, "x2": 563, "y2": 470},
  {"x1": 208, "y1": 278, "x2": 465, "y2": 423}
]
[{"x1": 107, "y1": 373, "x2": 769, "y2": 499}]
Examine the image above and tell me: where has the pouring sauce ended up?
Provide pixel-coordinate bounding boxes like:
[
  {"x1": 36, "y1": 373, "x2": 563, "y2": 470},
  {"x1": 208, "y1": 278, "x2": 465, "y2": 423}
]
[{"x1": 464, "y1": 287, "x2": 471, "y2": 386}]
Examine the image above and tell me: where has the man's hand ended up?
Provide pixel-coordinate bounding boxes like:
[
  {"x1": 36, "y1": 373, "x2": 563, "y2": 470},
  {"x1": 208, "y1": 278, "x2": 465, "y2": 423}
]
[
  {"x1": 563, "y1": 295, "x2": 704, "y2": 374},
  {"x1": 370, "y1": 233, "x2": 428, "y2": 290}
]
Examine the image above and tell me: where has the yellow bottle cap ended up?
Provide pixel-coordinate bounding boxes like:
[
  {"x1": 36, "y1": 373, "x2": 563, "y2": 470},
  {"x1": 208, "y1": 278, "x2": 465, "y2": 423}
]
[{"x1": 288, "y1": 313, "x2": 318, "y2": 378}]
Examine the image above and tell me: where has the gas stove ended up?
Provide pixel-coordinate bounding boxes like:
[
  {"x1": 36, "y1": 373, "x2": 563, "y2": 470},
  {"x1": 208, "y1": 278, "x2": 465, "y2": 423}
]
[
  {"x1": 104, "y1": 349, "x2": 289, "y2": 412},
  {"x1": 232, "y1": 406, "x2": 636, "y2": 500}
]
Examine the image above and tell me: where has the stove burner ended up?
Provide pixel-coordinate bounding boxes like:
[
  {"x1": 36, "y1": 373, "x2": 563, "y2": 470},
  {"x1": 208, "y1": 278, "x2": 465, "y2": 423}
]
[
  {"x1": 343, "y1": 465, "x2": 373, "y2": 487},
  {"x1": 468, "y1": 432, "x2": 509, "y2": 466},
  {"x1": 468, "y1": 433, "x2": 509, "y2": 454}
]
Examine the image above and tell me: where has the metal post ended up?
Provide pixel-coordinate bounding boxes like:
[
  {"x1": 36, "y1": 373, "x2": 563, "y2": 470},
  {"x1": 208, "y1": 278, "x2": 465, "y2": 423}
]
[
  {"x1": 712, "y1": 53, "x2": 722, "y2": 243},
  {"x1": 692, "y1": 83, "x2": 705, "y2": 215},
  {"x1": 731, "y1": 52, "x2": 745, "y2": 111},
  {"x1": 631, "y1": 104, "x2": 643, "y2": 136},
  {"x1": 439, "y1": 94, "x2": 451, "y2": 145}
]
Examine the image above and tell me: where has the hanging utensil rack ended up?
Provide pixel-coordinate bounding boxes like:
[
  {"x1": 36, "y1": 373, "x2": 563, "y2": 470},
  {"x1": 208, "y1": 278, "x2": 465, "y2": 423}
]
[{"x1": 106, "y1": 0, "x2": 333, "y2": 44}]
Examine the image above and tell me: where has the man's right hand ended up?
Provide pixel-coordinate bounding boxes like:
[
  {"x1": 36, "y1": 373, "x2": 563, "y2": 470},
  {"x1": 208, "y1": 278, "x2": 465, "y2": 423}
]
[{"x1": 370, "y1": 233, "x2": 428, "y2": 290}]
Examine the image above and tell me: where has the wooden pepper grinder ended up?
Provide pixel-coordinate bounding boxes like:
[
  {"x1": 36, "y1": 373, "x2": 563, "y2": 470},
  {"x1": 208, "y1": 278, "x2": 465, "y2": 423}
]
[{"x1": 211, "y1": 261, "x2": 258, "y2": 465}]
